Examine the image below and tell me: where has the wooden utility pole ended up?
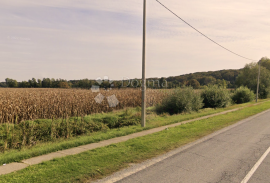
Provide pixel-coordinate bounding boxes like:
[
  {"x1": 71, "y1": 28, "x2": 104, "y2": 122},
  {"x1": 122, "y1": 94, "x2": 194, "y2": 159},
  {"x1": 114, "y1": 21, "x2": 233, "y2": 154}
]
[
  {"x1": 256, "y1": 61, "x2": 261, "y2": 103},
  {"x1": 141, "y1": 0, "x2": 146, "y2": 127}
]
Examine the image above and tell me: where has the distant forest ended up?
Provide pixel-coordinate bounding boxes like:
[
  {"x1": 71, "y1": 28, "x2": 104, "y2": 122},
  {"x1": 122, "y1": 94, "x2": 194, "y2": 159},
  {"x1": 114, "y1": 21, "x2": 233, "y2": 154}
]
[
  {"x1": 152, "y1": 69, "x2": 240, "y2": 89},
  {"x1": 0, "y1": 69, "x2": 241, "y2": 89}
]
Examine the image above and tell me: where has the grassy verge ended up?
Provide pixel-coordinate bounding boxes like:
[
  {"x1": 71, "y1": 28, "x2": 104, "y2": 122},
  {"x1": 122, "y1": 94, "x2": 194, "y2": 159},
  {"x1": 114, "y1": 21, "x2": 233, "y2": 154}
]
[
  {"x1": 0, "y1": 100, "x2": 268, "y2": 165},
  {"x1": 1, "y1": 100, "x2": 270, "y2": 182}
]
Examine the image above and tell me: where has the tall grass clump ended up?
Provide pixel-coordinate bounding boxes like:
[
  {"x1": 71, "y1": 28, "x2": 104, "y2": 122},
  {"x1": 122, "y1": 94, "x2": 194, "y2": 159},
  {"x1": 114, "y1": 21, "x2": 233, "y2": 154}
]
[
  {"x1": 232, "y1": 86, "x2": 255, "y2": 104},
  {"x1": 201, "y1": 85, "x2": 231, "y2": 108},
  {"x1": 156, "y1": 87, "x2": 203, "y2": 115},
  {"x1": 0, "y1": 109, "x2": 141, "y2": 151}
]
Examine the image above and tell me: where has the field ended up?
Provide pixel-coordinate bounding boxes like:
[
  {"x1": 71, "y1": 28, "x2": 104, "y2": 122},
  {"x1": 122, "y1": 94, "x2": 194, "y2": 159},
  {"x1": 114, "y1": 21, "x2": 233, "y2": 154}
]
[
  {"x1": 1, "y1": 100, "x2": 270, "y2": 182},
  {"x1": 0, "y1": 87, "x2": 231, "y2": 152},
  {"x1": 0, "y1": 88, "x2": 170, "y2": 124},
  {"x1": 0, "y1": 88, "x2": 173, "y2": 151},
  {"x1": 1, "y1": 86, "x2": 269, "y2": 181}
]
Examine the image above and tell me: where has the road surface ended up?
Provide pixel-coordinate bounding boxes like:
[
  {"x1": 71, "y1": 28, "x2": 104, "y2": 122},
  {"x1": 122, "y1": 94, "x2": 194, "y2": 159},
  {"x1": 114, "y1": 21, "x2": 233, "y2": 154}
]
[{"x1": 98, "y1": 109, "x2": 270, "y2": 183}]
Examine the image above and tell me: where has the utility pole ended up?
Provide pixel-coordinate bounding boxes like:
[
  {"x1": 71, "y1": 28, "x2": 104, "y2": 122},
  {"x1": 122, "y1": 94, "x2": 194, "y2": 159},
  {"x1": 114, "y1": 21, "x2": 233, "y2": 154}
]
[
  {"x1": 141, "y1": 0, "x2": 146, "y2": 127},
  {"x1": 256, "y1": 60, "x2": 261, "y2": 103}
]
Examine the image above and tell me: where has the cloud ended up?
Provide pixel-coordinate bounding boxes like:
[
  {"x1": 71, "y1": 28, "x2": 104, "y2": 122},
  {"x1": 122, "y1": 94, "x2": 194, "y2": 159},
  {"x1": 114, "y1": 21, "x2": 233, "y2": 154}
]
[{"x1": 0, "y1": 0, "x2": 269, "y2": 81}]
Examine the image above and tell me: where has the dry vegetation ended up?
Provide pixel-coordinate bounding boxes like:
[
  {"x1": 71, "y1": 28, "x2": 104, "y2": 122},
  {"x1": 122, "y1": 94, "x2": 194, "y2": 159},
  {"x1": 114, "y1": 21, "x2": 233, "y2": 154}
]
[{"x1": 0, "y1": 88, "x2": 170, "y2": 124}]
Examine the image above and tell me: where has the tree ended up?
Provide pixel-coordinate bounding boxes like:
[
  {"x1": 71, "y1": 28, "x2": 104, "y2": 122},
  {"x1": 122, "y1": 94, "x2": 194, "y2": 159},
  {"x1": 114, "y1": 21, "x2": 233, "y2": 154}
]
[
  {"x1": 222, "y1": 71, "x2": 236, "y2": 87},
  {"x1": 37, "y1": 79, "x2": 42, "y2": 87},
  {"x1": 78, "y1": 79, "x2": 90, "y2": 88},
  {"x1": 0, "y1": 82, "x2": 7, "y2": 87},
  {"x1": 236, "y1": 61, "x2": 270, "y2": 99},
  {"x1": 59, "y1": 81, "x2": 70, "y2": 88},
  {"x1": 28, "y1": 79, "x2": 33, "y2": 87},
  {"x1": 42, "y1": 78, "x2": 52, "y2": 88},
  {"x1": 31, "y1": 78, "x2": 38, "y2": 87},
  {"x1": 260, "y1": 57, "x2": 270, "y2": 71},
  {"x1": 114, "y1": 81, "x2": 122, "y2": 89},
  {"x1": 5, "y1": 78, "x2": 18, "y2": 87},
  {"x1": 159, "y1": 77, "x2": 167, "y2": 88},
  {"x1": 200, "y1": 76, "x2": 216, "y2": 86},
  {"x1": 187, "y1": 79, "x2": 200, "y2": 89},
  {"x1": 19, "y1": 81, "x2": 30, "y2": 88},
  {"x1": 216, "y1": 79, "x2": 228, "y2": 88},
  {"x1": 101, "y1": 80, "x2": 111, "y2": 89}
]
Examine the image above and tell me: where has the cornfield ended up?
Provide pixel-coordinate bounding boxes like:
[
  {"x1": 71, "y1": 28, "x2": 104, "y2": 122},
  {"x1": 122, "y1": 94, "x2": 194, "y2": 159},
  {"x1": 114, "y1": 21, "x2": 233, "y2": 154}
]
[{"x1": 0, "y1": 88, "x2": 171, "y2": 124}]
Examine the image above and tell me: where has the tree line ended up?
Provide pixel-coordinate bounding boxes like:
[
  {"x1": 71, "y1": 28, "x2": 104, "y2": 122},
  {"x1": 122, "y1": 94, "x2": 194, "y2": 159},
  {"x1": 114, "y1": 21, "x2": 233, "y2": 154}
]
[
  {"x1": 1, "y1": 76, "x2": 230, "y2": 89},
  {"x1": 163, "y1": 69, "x2": 240, "y2": 89},
  {"x1": 1, "y1": 78, "x2": 121, "y2": 89},
  {"x1": 1, "y1": 57, "x2": 270, "y2": 96}
]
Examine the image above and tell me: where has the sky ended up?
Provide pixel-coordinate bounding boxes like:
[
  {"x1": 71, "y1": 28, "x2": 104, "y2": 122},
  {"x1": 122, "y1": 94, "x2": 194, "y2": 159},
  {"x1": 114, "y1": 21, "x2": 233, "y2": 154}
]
[{"x1": 0, "y1": 0, "x2": 269, "y2": 82}]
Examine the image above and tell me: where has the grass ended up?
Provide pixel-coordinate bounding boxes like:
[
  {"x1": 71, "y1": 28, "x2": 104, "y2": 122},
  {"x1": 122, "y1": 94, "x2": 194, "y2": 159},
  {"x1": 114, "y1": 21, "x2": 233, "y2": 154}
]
[
  {"x1": 0, "y1": 107, "x2": 141, "y2": 152},
  {"x1": 1, "y1": 100, "x2": 270, "y2": 182},
  {"x1": 0, "y1": 99, "x2": 268, "y2": 165}
]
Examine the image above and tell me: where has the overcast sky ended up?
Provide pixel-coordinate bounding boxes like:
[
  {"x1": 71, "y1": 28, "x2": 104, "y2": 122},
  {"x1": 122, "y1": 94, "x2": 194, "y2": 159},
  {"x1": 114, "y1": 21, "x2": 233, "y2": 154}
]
[{"x1": 0, "y1": 0, "x2": 269, "y2": 82}]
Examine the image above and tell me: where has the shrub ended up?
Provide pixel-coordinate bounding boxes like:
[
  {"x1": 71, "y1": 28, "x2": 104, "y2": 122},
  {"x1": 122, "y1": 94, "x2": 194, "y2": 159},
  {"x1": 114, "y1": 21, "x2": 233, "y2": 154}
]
[
  {"x1": 201, "y1": 85, "x2": 231, "y2": 108},
  {"x1": 259, "y1": 86, "x2": 270, "y2": 99},
  {"x1": 232, "y1": 86, "x2": 255, "y2": 104},
  {"x1": 156, "y1": 87, "x2": 203, "y2": 115}
]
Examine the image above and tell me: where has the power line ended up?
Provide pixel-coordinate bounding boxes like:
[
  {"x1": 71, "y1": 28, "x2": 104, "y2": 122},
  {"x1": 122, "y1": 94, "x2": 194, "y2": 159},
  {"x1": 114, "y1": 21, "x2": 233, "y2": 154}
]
[{"x1": 156, "y1": 0, "x2": 257, "y2": 62}]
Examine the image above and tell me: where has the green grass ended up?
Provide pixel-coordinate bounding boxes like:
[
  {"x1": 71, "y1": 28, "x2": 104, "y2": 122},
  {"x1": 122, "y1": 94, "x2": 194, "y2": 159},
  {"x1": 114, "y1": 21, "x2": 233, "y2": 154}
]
[
  {"x1": 0, "y1": 100, "x2": 268, "y2": 165},
  {"x1": 1, "y1": 100, "x2": 270, "y2": 182},
  {"x1": 0, "y1": 107, "x2": 141, "y2": 151}
]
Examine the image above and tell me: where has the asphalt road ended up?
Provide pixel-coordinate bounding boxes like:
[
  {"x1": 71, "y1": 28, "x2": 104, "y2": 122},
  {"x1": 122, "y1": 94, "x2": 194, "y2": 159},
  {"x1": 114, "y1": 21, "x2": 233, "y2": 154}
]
[
  {"x1": 111, "y1": 110, "x2": 270, "y2": 183},
  {"x1": 248, "y1": 149, "x2": 270, "y2": 183}
]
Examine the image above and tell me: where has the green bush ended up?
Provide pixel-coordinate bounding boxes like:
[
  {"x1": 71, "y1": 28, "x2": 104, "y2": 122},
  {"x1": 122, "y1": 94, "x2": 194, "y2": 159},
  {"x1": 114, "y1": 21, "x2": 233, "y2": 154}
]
[
  {"x1": 156, "y1": 87, "x2": 203, "y2": 115},
  {"x1": 201, "y1": 85, "x2": 231, "y2": 108},
  {"x1": 232, "y1": 86, "x2": 255, "y2": 104},
  {"x1": 259, "y1": 86, "x2": 270, "y2": 99}
]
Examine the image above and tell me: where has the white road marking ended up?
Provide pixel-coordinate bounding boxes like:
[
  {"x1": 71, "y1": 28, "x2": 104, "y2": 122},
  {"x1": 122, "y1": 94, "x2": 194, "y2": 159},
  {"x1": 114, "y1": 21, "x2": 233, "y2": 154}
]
[{"x1": 241, "y1": 146, "x2": 270, "y2": 183}]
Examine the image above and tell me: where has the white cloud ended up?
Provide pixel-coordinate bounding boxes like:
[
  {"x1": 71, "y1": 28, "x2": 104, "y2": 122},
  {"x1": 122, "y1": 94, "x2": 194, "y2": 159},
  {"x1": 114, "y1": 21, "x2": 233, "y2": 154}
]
[{"x1": 0, "y1": 0, "x2": 269, "y2": 81}]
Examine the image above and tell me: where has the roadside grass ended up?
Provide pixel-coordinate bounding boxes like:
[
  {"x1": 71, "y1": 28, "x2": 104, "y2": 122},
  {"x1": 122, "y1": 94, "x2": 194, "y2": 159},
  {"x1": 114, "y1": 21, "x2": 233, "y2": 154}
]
[
  {"x1": 1, "y1": 100, "x2": 270, "y2": 182},
  {"x1": 0, "y1": 107, "x2": 141, "y2": 151},
  {"x1": 0, "y1": 100, "x2": 268, "y2": 165}
]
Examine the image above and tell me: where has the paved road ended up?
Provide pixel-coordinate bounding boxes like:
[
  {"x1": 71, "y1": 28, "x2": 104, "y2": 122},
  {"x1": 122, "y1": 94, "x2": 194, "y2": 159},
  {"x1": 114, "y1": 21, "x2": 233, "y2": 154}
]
[
  {"x1": 248, "y1": 152, "x2": 270, "y2": 183},
  {"x1": 106, "y1": 110, "x2": 270, "y2": 183}
]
